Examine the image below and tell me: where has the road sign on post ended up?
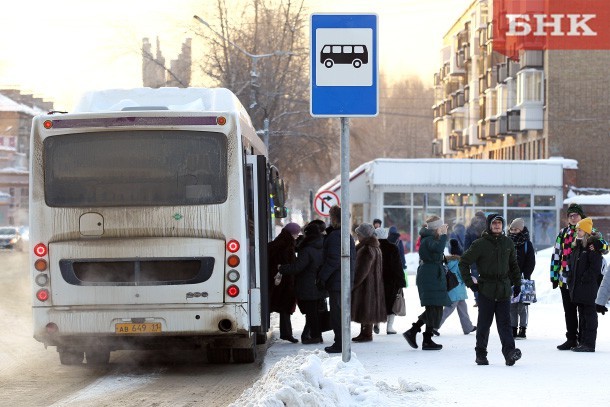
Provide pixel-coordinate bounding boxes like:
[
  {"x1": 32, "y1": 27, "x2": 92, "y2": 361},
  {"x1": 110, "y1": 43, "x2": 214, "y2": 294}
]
[
  {"x1": 310, "y1": 13, "x2": 378, "y2": 363},
  {"x1": 314, "y1": 190, "x2": 340, "y2": 217},
  {"x1": 310, "y1": 13, "x2": 379, "y2": 117}
]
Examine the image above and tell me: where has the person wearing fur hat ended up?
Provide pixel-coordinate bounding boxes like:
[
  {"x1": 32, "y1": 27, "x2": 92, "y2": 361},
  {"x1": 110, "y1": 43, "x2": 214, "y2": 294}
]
[
  {"x1": 402, "y1": 216, "x2": 452, "y2": 351},
  {"x1": 373, "y1": 227, "x2": 407, "y2": 335},
  {"x1": 566, "y1": 218, "x2": 604, "y2": 352},
  {"x1": 550, "y1": 203, "x2": 609, "y2": 350},
  {"x1": 459, "y1": 213, "x2": 522, "y2": 366},
  {"x1": 268, "y1": 222, "x2": 301, "y2": 343},
  {"x1": 351, "y1": 223, "x2": 386, "y2": 342},
  {"x1": 507, "y1": 218, "x2": 536, "y2": 339},
  {"x1": 435, "y1": 238, "x2": 476, "y2": 336}
]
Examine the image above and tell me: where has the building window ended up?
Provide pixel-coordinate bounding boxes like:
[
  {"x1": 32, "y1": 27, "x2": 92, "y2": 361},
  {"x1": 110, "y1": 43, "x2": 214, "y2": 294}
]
[
  {"x1": 534, "y1": 195, "x2": 555, "y2": 206},
  {"x1": 384, "y1": 193, "x2": 410, "y2": 206}
]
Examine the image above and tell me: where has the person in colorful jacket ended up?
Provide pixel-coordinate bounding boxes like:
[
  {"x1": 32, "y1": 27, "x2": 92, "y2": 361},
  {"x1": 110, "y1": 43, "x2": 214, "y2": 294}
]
[{"x1": 550, "y1": 203, "x2": 609, "y2": 350}]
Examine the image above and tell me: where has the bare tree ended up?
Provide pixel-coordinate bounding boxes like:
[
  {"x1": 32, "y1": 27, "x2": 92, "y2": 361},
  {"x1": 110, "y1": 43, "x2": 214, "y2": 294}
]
[{"x1": 192, "y1": 0, "x2": 338, "y2": 206}]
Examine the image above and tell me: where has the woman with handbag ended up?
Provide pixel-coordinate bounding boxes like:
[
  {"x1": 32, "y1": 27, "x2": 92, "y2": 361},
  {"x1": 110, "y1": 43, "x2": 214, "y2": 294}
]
[
  {"x1": 278, "y1": 222, "x2": 326, "y2": 344},
  {"x1": 374, "y1": 227, "x2": 407, "y2": 334},
  {"x1": 402, "y1": 216, "x2": 452, "y2": 350},
  {"x1": 435, "y1": 239, "x2": 476, "y2": 336}
]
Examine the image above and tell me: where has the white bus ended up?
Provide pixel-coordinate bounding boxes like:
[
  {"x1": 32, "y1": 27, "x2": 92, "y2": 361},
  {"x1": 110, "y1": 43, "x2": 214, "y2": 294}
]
[{"x1": 29, "y1": 87, "x2": 287, "y2": 365}]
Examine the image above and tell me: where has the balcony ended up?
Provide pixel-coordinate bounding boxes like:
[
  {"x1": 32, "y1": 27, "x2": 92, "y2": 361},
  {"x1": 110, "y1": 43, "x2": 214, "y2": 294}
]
[
  {"x1": 486, "y1": 69, "x2": 498, "y2": 88},
  {"x1": 485, "y1": 119, "x2": 498, "y2": 138},
  {"x1": 507, "y1": 110, "x2": 521, "y2": 132},
  {"x1": 507, "y1": 59, "x2": 520, "y2": 78},
  {"x1": 496, "y1": 63, "x2": 507, "y2": 83},
  {"x1": 452, "y1": 90, "x2": 465, "y2": 108},
  {"x1": 520, "y1": 50, "x2": 543, "y2": 69},
  {"x1": 477, "y1": 120, "x2": 487, "y2": 140}
]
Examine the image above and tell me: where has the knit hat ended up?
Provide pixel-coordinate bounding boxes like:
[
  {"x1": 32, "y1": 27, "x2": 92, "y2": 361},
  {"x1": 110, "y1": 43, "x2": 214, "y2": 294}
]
[
  {"x1": 509, "y1": 218, "x2": 525, "y2": 231},
  {"x1": 426, "y1": 215, "x2": 443, "y2": 230},
  {"x1": 449, "y1": 238, "x2": 463, "y2": 256},
  {"x1": 283, "y1": 222, "x2": 301, "y2": 235},
  {"x1": 576, "y1": 217, "x2": 593, "y2": 235},
  {"x1": 355, "y1": 223, "x2": 376, "y2": 238},
  {"x1": 567, "y1": 203, "x2": 586, "y2": 218},
  {"x1": 375, "y1": 227, "x2": 389, "y2": 239}
]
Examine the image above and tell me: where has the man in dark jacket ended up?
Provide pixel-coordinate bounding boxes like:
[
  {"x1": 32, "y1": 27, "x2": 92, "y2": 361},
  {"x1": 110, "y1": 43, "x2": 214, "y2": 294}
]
[
  {"x1": 459, "y1": 214, "x2": 522, "y2": 366},
  {"x1": 317, "y1": 205, "x2": 356, "y2": 353}
]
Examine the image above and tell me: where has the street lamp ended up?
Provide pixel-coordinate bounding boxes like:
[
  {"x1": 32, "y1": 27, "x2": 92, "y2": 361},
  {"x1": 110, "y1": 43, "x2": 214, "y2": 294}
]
[{"x1": 193, "y1": 15, "x2": 293, "y2": 119}]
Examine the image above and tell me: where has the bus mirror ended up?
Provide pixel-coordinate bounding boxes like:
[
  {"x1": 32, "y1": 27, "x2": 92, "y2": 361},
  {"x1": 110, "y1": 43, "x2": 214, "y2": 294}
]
[
  {"x1": 274, "y1": 178, "x2": 286, "y2": 207},
  {"x1": 274, "y1": 206, "x2": 288, "y2": 219}
]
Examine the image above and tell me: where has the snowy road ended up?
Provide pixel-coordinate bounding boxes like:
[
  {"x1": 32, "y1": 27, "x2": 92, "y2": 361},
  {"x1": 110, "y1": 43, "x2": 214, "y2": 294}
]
[{"x1": 0, "y1": 250, "x2": 265, "y2": 407}]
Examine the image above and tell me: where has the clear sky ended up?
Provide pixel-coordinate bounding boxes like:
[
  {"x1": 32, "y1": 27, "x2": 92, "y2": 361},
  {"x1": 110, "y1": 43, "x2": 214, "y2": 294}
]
[{"x1": 0, "y1": 0, "x2": 472, "y2": 110}]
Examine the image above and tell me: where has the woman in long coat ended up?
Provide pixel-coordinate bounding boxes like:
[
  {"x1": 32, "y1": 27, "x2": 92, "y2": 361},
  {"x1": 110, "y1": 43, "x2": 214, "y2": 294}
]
[
  {"x1": 402, "y1": 215, "x2": 451, "y2": 350},
  {"x1": 567, "y1": 218, "x2": 603, "y2": 352},
  {"x1": 375, "y1": 227, "x2": 407, "y2": 334},
  {"x1": 351, "y1": 223, "x2": 386, "y2": 342},
  {"x1": 268, "y1": 222, "x2": 301, "y2": 343},
  {"x1": 278, "y1": 222, "x2": 325, "y2": 344}
]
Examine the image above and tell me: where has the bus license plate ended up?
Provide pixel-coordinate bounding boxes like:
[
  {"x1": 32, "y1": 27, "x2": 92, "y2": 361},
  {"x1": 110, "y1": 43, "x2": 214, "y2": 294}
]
[{"x1": 115, "y1": 323, "x2": 162, "y2": 334}]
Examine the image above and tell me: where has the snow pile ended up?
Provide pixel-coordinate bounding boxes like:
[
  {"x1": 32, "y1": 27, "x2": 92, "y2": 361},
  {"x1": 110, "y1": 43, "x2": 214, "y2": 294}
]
[{"x1": 230, "y1": 350, "x2": 432, "y2": 406}]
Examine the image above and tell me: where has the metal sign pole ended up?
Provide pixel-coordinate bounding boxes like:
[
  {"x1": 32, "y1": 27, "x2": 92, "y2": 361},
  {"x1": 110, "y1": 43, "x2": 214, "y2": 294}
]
[{"x1": 340, "y1": 117, "x2": 351, "y2": 362}]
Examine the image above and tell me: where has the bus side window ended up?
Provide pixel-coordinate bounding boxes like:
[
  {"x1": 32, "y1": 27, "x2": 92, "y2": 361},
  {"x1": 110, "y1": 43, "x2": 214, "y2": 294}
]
[
  {"x1": 332, "y1": 45, "x2": 341, "y2": 54},
  {"x1": 354, "y1": 45, "x2": 365, "y2": 54},
  {"x1": 344, "y1": 45, "x2": 353, "y2": 54}
]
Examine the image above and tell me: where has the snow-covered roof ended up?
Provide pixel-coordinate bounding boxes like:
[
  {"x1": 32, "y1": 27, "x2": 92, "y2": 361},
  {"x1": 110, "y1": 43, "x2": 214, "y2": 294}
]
[
  {"x1": 318, "y1": 158, "x2": 568, "y2": 194},
  {"x1": 0, "y1": 93, "x2": 44, "y2": 116},
  {"x1": 563, "y1": 194, "x2": 610, "y2": 205},
  {"x1": 73, "y1": 87, "x2": 248, "y2": 115}
]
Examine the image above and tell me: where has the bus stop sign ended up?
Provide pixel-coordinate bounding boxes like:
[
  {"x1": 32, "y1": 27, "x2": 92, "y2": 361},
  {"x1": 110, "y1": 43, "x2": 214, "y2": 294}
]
[{"x1": 310, "y1": 13, "x2": 378, "y2": 117}]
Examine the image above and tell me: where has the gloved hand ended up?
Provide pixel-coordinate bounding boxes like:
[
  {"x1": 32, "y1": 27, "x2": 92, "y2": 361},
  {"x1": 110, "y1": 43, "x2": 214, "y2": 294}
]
[
  {"x1": 596, "y1": 304, "x2": 608, "y2": 315},
  {"x1": 590, "y1": 238, "x2": 604, "y2": 252},
  {"x1": 551, "y1": 279, "x2": 559, "y2": 290},
  {"x1": 513, "y1": 285, "x2": 521, "y2": 298},
  {"x1": 470, "y1": 283, "x2": 479, "y2": 293},
  {"x1": 316, "y1": 279, "x2": 326, "y2": 291}
]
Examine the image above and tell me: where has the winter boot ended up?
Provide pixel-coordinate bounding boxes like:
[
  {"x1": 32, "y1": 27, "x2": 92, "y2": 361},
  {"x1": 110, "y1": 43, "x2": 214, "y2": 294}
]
[
  {"x1": 352, "y1": 324, "x2": 373, "y2": 342},
  {"x1": 517, "y1": 327, "x2": 527, "y2": 339},
  {"x1": 505, "y1": 348, "x2": 522, "y2": 366},
  {"x1": 403, "y1": 320, "x2": 423, "y2": 349},
  {"x1": 475, "y1": 347, "x2": 489, "y2": 365},
  {"x1": 373, "y1": 324, "x2": 380, "y2": 334},
  {"x1": 422, "y1": 329, "x2": 443, "y2": 350},
  {"x1": 386, "y1": 315, "x2": 397, "y2": 334},
  {"x1": 557, "y1": 338, "x2": 578, "y2": 351},
  {"x1": 512, "y1": 327, "x2": 518, "y2": 338}
]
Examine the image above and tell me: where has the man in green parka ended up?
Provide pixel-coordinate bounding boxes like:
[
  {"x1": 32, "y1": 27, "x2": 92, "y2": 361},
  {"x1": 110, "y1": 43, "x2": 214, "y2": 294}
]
[{"x1": 459, "y1": 213, "x2": 522, "y2": 366}]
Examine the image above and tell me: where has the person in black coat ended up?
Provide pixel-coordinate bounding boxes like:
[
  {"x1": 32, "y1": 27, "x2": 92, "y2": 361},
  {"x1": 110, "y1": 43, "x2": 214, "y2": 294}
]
[
  {"x1": 268, "y1": 222, "x2": 301, "y2": 343},
  {"x1": 279, "y1": 222, "x2": 326, "y2": 344},
  {"x1": 388, "y1": 226, "x2": 407, "y2": 270},
  {"x1": 507, "y1": 218, "x2": 536, "y2": 339},
  {"x1": 317, "y1": 205, "x2": 356, "y2": 353},
  {"x1": 567, "y1": 218, "x2": 603, "y2": 352},
  {"x1": 375, "y1": 227, "x2": 407, "y2": 335}
]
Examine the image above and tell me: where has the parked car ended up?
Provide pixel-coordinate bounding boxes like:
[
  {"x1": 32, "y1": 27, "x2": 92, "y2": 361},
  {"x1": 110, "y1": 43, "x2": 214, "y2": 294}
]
[{"x1": 0, "y1": 226, "x2": 24, "y2": 251}]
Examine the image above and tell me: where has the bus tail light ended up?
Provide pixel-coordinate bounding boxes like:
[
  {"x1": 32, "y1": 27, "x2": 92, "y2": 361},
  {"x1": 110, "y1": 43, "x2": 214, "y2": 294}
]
[
  {"x1": 34, "y1": 243, "x2": 48, "y2": 257},
  {"x1": 46, "y1": 323, "x2": 58, "y2": 334},
  {"x1": 37, "y1": 289, "x2": 50, "y2": 302},
  {"x1": 227, "y1": 255, "x2": 240, "y2": 267},
  {"x1": 227, "y1": 285, "x2": 239, "y2": 297},
  {"x1": 34, "y1": 259, "x2": 48, "y2": 271},
  {"x1": 227, "y1": 269, "x2": 240, "y2": 282},
  {"x1": 227, "y1": 239, "x2": 240, "y2": 253}
]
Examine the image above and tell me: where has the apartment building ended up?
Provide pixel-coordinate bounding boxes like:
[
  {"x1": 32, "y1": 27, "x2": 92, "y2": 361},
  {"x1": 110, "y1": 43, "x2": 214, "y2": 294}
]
[{"x1": 432, "y1": 0, "x2": 610, "y2": 190}]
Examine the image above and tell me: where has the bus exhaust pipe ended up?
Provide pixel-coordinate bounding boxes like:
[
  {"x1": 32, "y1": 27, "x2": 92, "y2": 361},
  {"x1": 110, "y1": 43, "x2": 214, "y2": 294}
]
[{"x1": 218, "y1": 319, "x2": 233, "y2": 332}]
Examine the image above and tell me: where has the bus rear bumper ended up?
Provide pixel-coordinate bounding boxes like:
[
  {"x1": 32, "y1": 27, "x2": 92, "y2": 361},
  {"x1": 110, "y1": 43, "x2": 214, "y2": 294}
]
[{"x1": 33, "y1": 304, "x2": 253, "y2": 350}]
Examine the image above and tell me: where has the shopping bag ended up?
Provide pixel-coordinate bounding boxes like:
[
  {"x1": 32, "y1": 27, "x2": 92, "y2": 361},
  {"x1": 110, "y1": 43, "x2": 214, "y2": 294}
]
[
  {"x1": 318, "y1": 299, "x2": 332, "y2": 332},
  {"x1": 519, "y1": 279, "x2": 537, "y2": 304},
  {"x1": 392, "y1": 289, "x2": 406, "y2": 316},
  {"x1": 444, "y1": 264, "x2": 459, "y2": 291}
]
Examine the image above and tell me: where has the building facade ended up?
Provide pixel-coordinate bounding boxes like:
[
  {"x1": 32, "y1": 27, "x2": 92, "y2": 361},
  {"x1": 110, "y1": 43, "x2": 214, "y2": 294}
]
[
  {"x1": 432, "y1": 0, "x2": 610, "y2": 189},
  {"x1": 0, "y1": 90, "x2": 50, "y2": 225},
  {"x1": 142, "y1": 37, "x2": 192, "y2": 88}
]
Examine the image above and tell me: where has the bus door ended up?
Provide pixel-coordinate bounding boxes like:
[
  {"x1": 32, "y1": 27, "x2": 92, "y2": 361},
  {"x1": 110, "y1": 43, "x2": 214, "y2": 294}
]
[{"x1": 245, "y1": 155, "x2": 270, "y2": 336}]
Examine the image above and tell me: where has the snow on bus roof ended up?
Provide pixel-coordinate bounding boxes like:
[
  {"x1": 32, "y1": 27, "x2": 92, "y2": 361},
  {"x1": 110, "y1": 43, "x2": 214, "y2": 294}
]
[
  {"x1": 73, "y1": 87, "x2": 249, "y2": 115},
  {"x1": 564, "y1": 194, "x2": 610, "y2": 205}
]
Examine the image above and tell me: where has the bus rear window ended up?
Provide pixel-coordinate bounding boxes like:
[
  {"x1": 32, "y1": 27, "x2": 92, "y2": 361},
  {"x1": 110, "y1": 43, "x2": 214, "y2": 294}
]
[{"x1": 44, "y1": 130, "x2": 228, "y2": 207}]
